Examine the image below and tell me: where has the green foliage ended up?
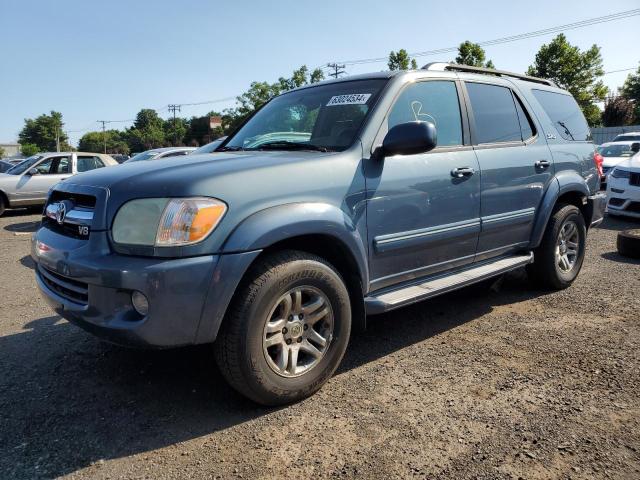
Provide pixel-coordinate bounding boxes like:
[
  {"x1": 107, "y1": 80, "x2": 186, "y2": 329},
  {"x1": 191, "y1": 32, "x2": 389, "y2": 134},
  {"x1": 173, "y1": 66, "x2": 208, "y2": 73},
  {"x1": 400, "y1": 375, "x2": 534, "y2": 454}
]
[
  {"x1": 163, "y1": 117, "x2": 189, "y2": 146},
  {"x1": 0, "y1": 146, "x2": 5, "y2": 158},
  {"x1": 388, "y1": 49, "x2": 416, "y2": 70},
  {"x1": 78, "y1": 130, "x2": 129, "y2": 154},
  {"x1": 455, "y1": 41, "x2": 495, "y2": 68},
  {"x1": 602, "y1": 96, "x2": 635, "y2": 127},
  {"x1": 527, "y1": 34, "x2": 607, "y2": 126},
  {"x1": 222, "y1": 65, "x2": 325, "y2": 134},
  {"x1": 621, "y1": 63, "x2": 640, "y2": 123},
  {"x1": 20, "y1": 143, "x2": 39, "y2": 157},
  {"x1": 18, "y1": 111, "x2": 71, "y2": 151},
  {"x1": 183, "y1": 112, "x2": 224, "y2": 146},
  {"x1": 126, "y1": 109, "x2": 166, "y2": 151}
]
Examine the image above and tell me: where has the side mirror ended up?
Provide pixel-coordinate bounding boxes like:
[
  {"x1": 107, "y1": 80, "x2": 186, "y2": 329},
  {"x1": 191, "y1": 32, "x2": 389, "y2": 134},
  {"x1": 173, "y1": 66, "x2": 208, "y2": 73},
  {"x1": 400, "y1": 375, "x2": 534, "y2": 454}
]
[
  {"x1": 27, "y1": 168, "x2": 39, "y2": 176},
  {"x1": 382, "y1": 121, "x2": 437, "y2": 157},
  {"x1": 631, "y1": 142, "x2": 640, "y2": 153}
]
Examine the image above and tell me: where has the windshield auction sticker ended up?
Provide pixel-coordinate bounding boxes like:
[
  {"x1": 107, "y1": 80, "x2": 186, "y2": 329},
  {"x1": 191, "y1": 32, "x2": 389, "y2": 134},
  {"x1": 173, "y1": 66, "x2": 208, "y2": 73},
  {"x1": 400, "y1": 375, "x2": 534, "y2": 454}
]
[{"x1": 326, "y1": 94, "x2": 372, "y2": 106}]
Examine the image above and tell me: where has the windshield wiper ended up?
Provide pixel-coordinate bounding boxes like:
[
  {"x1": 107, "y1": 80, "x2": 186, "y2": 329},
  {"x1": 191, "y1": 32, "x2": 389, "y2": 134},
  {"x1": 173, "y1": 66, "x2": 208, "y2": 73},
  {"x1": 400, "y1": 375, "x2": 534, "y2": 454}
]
[
  {"x1": 557, "y1": 121, "x2": 575, "y2": 141},
  {"x1": 251, "y1": 141, "x2": 331, "y2": 152}
]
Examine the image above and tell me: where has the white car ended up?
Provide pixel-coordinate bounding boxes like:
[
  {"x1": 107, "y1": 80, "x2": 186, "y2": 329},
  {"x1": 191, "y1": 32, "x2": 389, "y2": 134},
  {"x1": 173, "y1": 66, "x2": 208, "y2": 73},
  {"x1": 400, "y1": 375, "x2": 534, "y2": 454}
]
[
  {"x1": 598, "y1": 141, "x2": 639, "y2": 188},
  {"x1": 124, "y1": 147, "x2": 196, "y2": 162},
  {"x1": 612, "y1": 132, "x2": 640, "y2": 143},
  {"x1": 606, "y1": 150, "x2": 640, "y2": 219},
  {"x1": 0, "y1": 152, "x2": 117, "y2": 216}
]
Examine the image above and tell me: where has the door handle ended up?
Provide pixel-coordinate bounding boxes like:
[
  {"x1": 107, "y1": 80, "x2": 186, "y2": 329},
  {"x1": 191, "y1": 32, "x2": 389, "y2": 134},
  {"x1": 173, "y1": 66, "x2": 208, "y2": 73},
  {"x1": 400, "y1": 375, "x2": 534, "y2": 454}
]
[
  {"x1": 451, "y1": 167, "x2": 475, "y2": 178},
  {"x1": 535, "y1": 160, "x2": 551, "y2": 169}
]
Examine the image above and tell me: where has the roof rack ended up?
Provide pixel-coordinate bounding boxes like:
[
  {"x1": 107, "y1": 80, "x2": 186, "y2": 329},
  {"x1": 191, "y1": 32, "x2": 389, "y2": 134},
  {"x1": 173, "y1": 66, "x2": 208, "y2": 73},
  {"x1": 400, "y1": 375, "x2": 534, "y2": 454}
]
[{"x1": 421, "y1": 62, "x2": 556, "y2": 87}]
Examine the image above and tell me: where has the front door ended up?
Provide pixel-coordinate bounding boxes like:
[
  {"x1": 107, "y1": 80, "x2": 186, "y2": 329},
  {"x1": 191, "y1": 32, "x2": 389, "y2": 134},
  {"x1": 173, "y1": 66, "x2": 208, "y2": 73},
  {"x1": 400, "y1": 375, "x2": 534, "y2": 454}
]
[
  {"x1": 463, "y1": 81, "x2": 554, "y2": 260},
  {"x1": 15, "y1": 155, "x2": 72, "y2": 203},
  {"x1": 365, "y1": 80, "x2": 481, "y2": 291}
]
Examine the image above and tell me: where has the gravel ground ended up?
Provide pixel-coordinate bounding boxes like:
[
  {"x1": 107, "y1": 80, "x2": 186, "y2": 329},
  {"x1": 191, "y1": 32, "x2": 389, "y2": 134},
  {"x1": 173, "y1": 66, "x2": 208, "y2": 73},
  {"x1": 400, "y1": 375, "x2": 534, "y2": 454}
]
[{"x1": 0, "y1": 210, "x2": 639, "y2": 480}]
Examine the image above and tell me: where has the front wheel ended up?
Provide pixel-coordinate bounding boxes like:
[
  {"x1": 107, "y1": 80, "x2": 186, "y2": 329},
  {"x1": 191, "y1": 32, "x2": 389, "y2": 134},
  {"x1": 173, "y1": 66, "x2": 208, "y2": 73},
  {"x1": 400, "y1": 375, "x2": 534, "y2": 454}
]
[
  {"x1": 528, "y1": 204, "x2": 587, "y2": 290},
  {"x1": 214, "y1": 250, "x2": 351, "y2": 406}
]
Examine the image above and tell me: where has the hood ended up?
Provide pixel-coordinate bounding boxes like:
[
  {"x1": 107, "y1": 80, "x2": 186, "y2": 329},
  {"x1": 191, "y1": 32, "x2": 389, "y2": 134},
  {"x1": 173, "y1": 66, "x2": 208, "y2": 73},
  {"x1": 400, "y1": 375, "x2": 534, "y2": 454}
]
[
  {"x1": 602, "y1": 156, "x2": 630, "y2": 167},
  {"x1": 615, "y1": 153, "x2": 640, "y2": 172}
]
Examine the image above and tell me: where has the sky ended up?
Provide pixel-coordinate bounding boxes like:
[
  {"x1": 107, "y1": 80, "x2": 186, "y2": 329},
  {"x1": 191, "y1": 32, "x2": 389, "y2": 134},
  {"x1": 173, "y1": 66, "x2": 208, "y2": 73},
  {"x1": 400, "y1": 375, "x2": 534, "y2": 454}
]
[{"x1": 1, "y1": 0, "x2": 639, "y2": 146}]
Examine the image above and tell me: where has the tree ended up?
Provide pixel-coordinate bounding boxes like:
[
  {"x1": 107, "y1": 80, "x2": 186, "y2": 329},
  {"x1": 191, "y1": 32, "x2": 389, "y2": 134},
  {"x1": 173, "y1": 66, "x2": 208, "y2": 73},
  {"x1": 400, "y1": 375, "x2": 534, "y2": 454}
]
[
  {"x1": 163, "y1": 117, "x2": 188, "y2": 146},
  {"x1": 184, "y1": 112, "x2": 224, "y2": 146},
  {"x1": 455, "y1": 41, "x2": 495, "y2": 68},
  {"x1": 18, "y1": 111, "x2": 70, "y2": 152},
  {"x1": 223, "y1": 65, "x2": 325, "y2": 134},
  {"x1": 621, "y1": 63, "x2": 640, "y2": 124},
  {"x1": 0, "y1": 146, "x2": 5, "y2": 158},
  {"x1": 20, "y1": 143, "x2": 39, "y2": 156},
  {"x1": 78, "y1": 130, "x2": 129, "y2": 154},
  {"x1": 527, "y1": 34, "x2": 608, "y2": 126},
  {"x1": 126, "y1": 109, "x2": 166, "y2": 152},
  {"x1": 388, "y1": 49, "x2": 417, "y2": 70},
  {"x1": 601, "y1": 96, "x2": 635, "y2": 127}
]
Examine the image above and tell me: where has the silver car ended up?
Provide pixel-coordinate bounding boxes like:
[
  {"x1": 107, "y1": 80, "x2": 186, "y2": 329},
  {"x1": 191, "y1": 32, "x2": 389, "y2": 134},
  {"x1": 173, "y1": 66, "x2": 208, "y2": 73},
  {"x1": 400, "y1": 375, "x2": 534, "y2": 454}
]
[
  {"x1": 125, "y1": 147, "x2": 196, "y2": 162},
  {"x1": 0, "y1": 152, "x2": 117, "y2": 216}
]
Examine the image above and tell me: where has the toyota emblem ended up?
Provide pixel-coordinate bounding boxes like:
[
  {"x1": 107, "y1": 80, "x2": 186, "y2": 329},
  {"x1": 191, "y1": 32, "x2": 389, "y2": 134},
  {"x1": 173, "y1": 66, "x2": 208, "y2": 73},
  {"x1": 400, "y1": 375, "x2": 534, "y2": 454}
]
[{"x1": 55, "y1": 202, "x2": 67, "y2": 225}]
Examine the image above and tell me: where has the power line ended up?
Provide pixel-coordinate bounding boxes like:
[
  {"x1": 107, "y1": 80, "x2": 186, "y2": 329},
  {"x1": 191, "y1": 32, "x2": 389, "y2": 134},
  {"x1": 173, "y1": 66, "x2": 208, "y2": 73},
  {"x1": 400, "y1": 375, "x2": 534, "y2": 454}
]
[
  {"x1": 330, "y1": 9, "x2": 640, "y2": 67},
  {"x1": 326, "y1": 63, "x2": 346, "y2": 79}
]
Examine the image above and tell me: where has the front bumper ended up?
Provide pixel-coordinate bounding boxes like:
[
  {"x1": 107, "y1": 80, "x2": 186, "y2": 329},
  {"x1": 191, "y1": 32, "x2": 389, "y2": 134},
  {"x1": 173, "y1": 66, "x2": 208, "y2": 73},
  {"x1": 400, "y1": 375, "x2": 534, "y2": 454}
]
[
  {"x1": 605, "y1": 176, "x2": 640, "y2": 219},
  {"x1": 31, "y1": 226, "x2": 260, "y2": 347}
]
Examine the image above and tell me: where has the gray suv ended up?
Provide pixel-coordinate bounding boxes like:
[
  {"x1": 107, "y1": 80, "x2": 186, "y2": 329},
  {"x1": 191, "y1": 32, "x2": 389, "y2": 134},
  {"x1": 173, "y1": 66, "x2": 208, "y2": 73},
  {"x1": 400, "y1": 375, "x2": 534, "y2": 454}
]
[{"x1": 31, "y1": 63, "x2": 605, "y2": 405}]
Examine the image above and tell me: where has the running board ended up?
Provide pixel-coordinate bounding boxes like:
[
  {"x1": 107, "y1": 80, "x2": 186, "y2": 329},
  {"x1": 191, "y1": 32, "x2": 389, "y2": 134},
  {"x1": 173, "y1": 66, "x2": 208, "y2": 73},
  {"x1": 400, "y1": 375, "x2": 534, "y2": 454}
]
[{"x1": 365, "y1": 253, "x2": 534, "y2": 314}]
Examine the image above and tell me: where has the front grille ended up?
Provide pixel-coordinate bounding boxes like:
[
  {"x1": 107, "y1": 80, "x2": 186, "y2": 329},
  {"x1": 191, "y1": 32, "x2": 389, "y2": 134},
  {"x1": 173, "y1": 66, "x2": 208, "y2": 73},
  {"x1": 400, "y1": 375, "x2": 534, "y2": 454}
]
[
  {"x1": 627, "y1": 202, "x2": 640, "y2": 214},
  {"x1": 48, "y1": 190, "x2": 96, "y2": 209},
  {"x1": 43, "y1": 190, "x2": 96, "y2": 240},
  {"x1": 602, "y1": 166, "x2": 612, "y2": 175},
  {"x1": 38, "y1": 265, "x2": 88, "y2": 305},
  {"x1": 630, "y1": 173, "x2": 640, "y2": 187},
  {"x1": 608, "y1": 197, "x2": 625, "y2": 207}
]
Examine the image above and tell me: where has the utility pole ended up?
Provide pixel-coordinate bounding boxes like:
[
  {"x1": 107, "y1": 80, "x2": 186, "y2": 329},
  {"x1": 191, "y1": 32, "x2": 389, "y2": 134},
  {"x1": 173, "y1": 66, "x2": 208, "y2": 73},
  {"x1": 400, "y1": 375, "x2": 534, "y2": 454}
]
[
  {"x1": 168, "y1": 104, "x2": 181, "y2": 146},
  {"x1": 97, "y1": 120, "x2": 108, "y2": 153},
  {"x1": 326, "y1": 63, "x2": 346, "y2": 79},
  {"x1": 55, "y1": 125, "x2": 60, "y2": 152}
]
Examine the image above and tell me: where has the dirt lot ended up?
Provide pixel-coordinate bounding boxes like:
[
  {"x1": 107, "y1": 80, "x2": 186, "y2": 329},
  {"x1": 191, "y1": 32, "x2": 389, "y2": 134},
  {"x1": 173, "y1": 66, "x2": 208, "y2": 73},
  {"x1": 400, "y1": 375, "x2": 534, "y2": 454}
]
[{"x1": 0, "y1": 210, "x2": 639, "y2": 480}]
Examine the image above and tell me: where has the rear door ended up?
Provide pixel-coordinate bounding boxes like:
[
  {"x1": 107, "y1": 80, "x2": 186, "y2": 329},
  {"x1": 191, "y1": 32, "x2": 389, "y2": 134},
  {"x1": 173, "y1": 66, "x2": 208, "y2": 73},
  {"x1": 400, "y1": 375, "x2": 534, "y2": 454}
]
[
  {"x1": 365, "y1": 79, "x2": 481, "y2": 291},
  {"x1": 463, "y1": 81, "x2": 554, "y2": 261}
]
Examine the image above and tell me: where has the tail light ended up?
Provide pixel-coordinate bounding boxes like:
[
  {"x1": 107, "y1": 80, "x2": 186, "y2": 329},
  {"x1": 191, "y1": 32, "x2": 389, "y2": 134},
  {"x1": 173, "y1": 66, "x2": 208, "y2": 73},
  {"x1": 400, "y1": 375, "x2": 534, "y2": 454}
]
[{"x1": 593, "y1": 152, "x2": 604, "y2": 177}]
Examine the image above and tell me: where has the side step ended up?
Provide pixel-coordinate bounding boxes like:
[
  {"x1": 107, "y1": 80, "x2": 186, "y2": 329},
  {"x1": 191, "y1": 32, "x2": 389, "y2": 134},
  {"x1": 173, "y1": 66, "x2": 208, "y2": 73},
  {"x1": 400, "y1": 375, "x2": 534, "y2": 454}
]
[{"x1": 365, "y1": 253, "x2": 533, "y2": 315}]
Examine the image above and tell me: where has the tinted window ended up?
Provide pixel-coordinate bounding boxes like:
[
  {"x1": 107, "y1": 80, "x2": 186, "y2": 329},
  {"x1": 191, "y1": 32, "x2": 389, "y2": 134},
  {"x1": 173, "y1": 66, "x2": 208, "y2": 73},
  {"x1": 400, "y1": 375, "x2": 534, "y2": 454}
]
[
  {"x1": 77, "y1": 156, "x2": 105, "y2": 172},
  {"x1": 466, "y1": 83, "x2": 521, "y2": 144},
  {"x1": 388, "y1": 81, "x2": 463, "y2": 147},
  {"x1": 514, "y1": 95, "x2": 536, "y2": 140},
  {"x1": 532, "y1": 90, "x2": 591, "y2": 141}
]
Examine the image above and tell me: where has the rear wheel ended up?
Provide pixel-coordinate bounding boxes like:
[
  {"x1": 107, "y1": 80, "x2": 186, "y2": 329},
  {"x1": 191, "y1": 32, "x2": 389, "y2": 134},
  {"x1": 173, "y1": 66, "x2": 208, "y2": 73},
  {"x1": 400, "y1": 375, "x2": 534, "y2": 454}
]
[
  {"x1": 214, "y1": 250, "x2": 351, "y2": 406},
  {"x1": 528, "y1": 204, "x2": 586, "y2": 290}
]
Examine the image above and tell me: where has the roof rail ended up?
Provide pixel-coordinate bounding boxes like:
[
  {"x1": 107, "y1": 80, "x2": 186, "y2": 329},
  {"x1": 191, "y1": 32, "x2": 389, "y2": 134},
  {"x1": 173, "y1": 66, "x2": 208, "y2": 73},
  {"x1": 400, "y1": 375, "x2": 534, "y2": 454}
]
[{"x1": 422, "y1": 62, "x2": 556, "y2": 87}]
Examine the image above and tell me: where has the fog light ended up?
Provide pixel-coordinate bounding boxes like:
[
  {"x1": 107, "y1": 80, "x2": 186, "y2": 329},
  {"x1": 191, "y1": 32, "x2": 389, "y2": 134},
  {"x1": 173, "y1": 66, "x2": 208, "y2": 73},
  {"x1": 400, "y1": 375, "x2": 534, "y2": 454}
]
[{"x1": 131, "y1": 291, "x2": 149, "y2": 316}]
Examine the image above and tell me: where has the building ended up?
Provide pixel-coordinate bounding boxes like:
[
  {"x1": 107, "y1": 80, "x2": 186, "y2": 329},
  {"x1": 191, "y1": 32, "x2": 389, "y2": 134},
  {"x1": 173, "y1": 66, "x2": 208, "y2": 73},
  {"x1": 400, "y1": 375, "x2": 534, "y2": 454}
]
[{"x1": 0, "y1": 143, "x2": 21, "y2": 159}]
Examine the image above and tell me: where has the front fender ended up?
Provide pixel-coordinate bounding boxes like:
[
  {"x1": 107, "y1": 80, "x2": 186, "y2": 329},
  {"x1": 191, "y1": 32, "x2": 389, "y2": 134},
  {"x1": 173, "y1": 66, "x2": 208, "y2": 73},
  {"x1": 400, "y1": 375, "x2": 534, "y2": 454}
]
[
  {"x1": 529, "y1": 172, "x2": 590, "y2": 249},
  {"x1": 222, "y1": 202, "x2": 369, "y2": 288}
]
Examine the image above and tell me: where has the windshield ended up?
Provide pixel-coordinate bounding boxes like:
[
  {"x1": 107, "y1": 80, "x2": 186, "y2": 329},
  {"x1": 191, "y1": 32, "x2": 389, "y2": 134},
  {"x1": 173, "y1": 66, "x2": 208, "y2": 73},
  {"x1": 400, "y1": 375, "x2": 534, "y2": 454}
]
[
  {"x1": 125, "y1": 151, "x2": 160, "y2": 163},
  {"x1": 614, "y1": 134, "x2": 640, "y2": 142},
  {"x1": 224, "y1": 79, "x2": 387, "y2": 152},
  {"x1": 192, "y1": 137, "x2": 227, "y2": 155},
  {"x1": 598, "y1": 144, "x2": 635, "y2": 157},
  {"x1": 6, "y1": 155, "x2": 44, "y2": 175}
]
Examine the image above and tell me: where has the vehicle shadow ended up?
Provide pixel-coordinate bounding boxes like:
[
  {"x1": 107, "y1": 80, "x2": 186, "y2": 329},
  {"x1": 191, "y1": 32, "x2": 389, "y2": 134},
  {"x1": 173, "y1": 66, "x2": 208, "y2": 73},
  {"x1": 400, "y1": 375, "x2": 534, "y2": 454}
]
[
  {"x1": 4, "y1": 219, "x2": 40, "y2": 233},
  {"x1": 600, "y1": 251, "x2": 640, "y2": 265},
  {"x1": 0, "y1": 271, "x2": 545, "y2": 479},
  {"x1": 0, "y1": 207, "x2": 42, "y2": 219},
  {"x1": 19, "y1": 254, "x2": 35, "y2": 270},
  {"x1": 596, "y1": 214, "x2": 640, "y2": 232}
]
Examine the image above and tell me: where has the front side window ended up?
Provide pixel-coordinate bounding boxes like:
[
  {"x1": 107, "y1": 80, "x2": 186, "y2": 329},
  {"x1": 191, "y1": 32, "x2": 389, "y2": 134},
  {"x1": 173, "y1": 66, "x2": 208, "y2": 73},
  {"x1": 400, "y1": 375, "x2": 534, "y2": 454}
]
[
  {"x1": 52, "y1": 156, "x2": 71, "y2": 174},
  {"x1": 466, "y1": 82, "x2": 522, "y2": 144},
  {"x1": 387, "y1": 80, "x2": 463, "y2": 147},
  {"x1": 532, "y1": 89, "x2": 591, "y2": 141},
  {"x1": 224, "y1": 79, "x2": 388, "y2": 152},
  {"x1": 34, "y1": 158, "x2": 54, "y2": 174}
]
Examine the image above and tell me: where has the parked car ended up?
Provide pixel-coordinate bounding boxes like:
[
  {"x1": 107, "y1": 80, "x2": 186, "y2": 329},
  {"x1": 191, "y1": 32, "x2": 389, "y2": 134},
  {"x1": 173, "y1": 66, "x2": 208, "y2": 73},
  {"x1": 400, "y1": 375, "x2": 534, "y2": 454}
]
[
  {"x1": 110, "y1": 154, "x2": 130, "y2": 163},
  {"x1": 0, "y1": 152, "x2": 117, "y2": 216},
  {"x1": 0, "y1": 160, "x2": 17, "y2": 173},
  {"x1": 612, "y1": 132, "x2": 640, "y2": 142},
  {"x1": 606, "y1": 143, "x2": 640, "y2": 218},
  {"x1": 190, "y1": 137, "x2": 227, "y2": 155},
  {"x1": 125, "y1": 147, "x2": 196, "y2": 162},
  {"x1": 31, "y1": 64, "x2": 605, "y2": 405},
  {"x1": 597, "y1": 141, "x2": 638, "y2": 188}
]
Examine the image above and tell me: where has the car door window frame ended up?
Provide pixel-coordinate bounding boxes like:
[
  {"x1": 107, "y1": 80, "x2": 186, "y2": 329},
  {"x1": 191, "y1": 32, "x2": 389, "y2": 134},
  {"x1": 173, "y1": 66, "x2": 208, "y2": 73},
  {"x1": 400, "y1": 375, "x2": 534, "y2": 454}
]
[
  {"x1": 372, "y1": 78, "x2": 472, "y2": 154},
  {"x1": 460, "y1": 80, "x2": 538, "y2": 150}
]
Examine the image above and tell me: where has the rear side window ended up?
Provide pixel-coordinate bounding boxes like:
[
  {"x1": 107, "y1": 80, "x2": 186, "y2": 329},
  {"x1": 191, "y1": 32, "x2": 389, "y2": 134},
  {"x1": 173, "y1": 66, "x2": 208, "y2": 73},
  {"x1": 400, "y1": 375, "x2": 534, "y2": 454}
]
[
  {"x1": 532, "y1": 90, "x2": 591, "y2": 141},
  {"x1": 514, "y1": 95, "x2": 536, "y2": 140},
  {"x1": 466, "y1": 83, "x2": 522, "y2": 144},
  {"x1": 77, "y1": 156, "x2": 105, "y2": 172},
  {"x1": 388, "y1": 80, "x2": 463, "y2": 147}
]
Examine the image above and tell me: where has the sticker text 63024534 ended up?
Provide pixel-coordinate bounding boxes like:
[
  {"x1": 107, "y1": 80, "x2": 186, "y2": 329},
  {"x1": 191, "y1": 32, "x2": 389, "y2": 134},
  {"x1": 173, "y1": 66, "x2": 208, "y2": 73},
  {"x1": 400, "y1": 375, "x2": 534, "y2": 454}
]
[{"x1": 326, "y1": 93, "x2": 372, "y2": 106}]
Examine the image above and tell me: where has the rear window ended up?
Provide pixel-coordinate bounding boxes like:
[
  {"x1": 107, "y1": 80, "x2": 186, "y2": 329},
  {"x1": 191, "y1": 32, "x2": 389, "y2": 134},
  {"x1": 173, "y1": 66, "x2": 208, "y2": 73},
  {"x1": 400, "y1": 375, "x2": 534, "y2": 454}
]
[
  {"x1": 532, "y1": 90, "x2": 591, "y2": 141},
  {"x1": 614, "y1": 134, "x2": 640, "y2": 142}
]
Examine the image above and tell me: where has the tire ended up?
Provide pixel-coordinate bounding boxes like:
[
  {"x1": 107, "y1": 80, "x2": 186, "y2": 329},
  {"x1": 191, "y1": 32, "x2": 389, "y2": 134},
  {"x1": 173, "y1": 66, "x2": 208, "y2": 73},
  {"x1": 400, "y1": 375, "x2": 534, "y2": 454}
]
[
  {"x1": 527, "y1": 203, "x2": 587, "y2": 290},
  {"x1": 214, "y1": 250, "x2": 352, "y2": 406},
  {"x1": 0, "y1": 196, "x2": 5, "y2": 217},
  {"x1": 617, "y1": 230, "x2": 640, "y2": 259}
]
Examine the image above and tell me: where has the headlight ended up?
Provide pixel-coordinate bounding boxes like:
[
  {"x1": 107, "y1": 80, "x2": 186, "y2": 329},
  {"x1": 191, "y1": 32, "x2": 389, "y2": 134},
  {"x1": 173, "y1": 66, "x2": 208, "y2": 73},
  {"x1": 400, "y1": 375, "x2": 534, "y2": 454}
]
[
  {"x1": 112, "y1": 197, "x2": 226, "y2": 246},
  {"x1": 611, "y1": 168, "x2": 630, "y2": 179}
]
